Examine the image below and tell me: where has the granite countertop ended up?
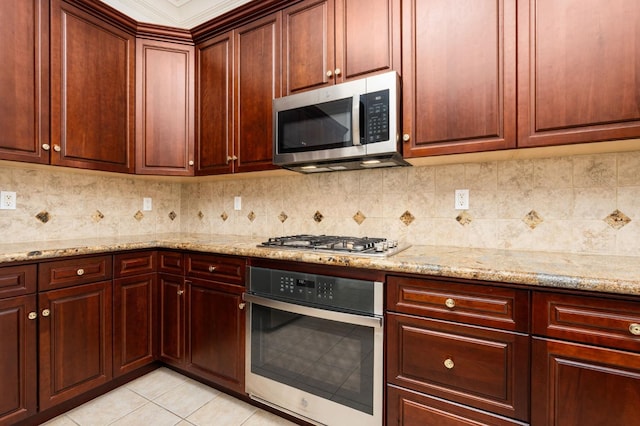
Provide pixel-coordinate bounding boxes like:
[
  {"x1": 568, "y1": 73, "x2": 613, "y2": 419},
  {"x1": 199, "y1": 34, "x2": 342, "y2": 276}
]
[{"x1": 1, "y1": 233, "x2": 638, "y2": 296}]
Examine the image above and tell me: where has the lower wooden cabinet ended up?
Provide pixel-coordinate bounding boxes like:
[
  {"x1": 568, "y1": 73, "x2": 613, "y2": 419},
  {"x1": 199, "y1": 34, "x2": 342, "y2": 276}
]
[
  {"x1": 387, "y1": 385, "x2": 527, "y2": 426},
  {"x1": 185, "y1": 277, "x2": 245, "y2": 394},
  {"x1": 0, "y1": 295, "x2": 37, "y2": 425},
  {"x1": 158, "y1": 273, "x2": 185, "y2": 366},
  {"x1": 531, "y1": 337, "x2": 640, "y2": 426},
  {"x1": 113, "y1": 274, "x2": 157, "y2": 377},
  {"x1": 38, "y1": 280, "x2": 113, "y2": 411}
]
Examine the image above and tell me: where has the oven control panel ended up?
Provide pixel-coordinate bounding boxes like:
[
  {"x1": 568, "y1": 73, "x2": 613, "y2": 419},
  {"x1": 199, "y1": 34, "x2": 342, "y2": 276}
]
[{"x1": 248, "y1": 266, "x2": 380, "y2": 315}]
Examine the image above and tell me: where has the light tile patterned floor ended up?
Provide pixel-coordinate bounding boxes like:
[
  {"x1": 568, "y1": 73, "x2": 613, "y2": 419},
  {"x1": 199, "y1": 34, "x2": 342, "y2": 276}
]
[{"x1": 43, "y1": 367, "x2": 298, "y2": 426}]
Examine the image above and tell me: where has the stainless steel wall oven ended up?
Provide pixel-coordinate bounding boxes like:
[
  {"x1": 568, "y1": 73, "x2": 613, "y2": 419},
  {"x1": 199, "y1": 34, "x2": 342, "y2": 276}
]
[{"x1": 244, "y1": 265, "x2": 383, "y2": 426}]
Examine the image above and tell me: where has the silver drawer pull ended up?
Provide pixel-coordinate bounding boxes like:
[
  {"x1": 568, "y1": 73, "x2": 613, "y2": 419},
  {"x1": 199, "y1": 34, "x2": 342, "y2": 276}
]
[
  {"x1": 630, "y1": 323, "x2": 640, "y2": 336},
  {"x1": 445, "y1": 298, "x2": 456, "y2": 309},
  {"x1": 208, "y1": 265, "x2": 217, "y2": 272},
  {"x1": 76, "y1": 268, "x2": 85, "y2": 276},
  {"x1": 42, "y1": 309, "x2": 50, "y2": 317},
  {"x1": 444, "y1": 358, "x2": 454, "y2": 369},
  {"x1": 28, "y1": 312, "x2": 38, "y2": 320},
  {"x1": 177, "y1": 290, "x2": 184, "y2": 296}
]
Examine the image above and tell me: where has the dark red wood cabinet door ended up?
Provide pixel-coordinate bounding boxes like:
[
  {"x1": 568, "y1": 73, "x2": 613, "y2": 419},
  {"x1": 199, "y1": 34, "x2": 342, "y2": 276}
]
[
  {"x1": 531, "y1": 337, "x2": 640, "y2": 426},
  {"x1": 158, "y1": 273, "x2": 185, "y2": 366},
  {"x1": 402, "y1": 0, "x2": 516, "y2": 157},
  {"x1": 518, "y1": 0, "x2": 640, "y2": 147},
  {"x1": 196, "y1": 31, "x2": 234, "y2": 175},
  {"x1": 50, "y1": 0, "x2": 135, "y2": 173},
  {"x1": 113, "y1": 274, "x2": 157, "y2": 377},
  {"x1": 38, "y1": 281, "x2": 112, "y2": 411},
  {"x1": 282, "y1": 0, "x2": 335, "y2": 94},
  {"x1": 0, "y1": 0, "x2": 49, "y2": 164},
  {"x1": 136, "y1": 39, "x2": 195, "y2": 176},
  {"x1": 234, "y1": 12, "x2": 281, "y2": 173},
  {"x1": 0, "y1": 295, "x2": 37, "y2": 425},
  {"x1": 186, "y1": 279, "x2": 245, "y2": 394}
]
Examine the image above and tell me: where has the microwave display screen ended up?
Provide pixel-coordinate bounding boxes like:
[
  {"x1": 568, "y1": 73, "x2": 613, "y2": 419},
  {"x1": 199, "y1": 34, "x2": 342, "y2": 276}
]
[
  {"x1": 361, "y1": 89, "x2": 389, "y2": 144},
  {"x1": 278, "y1": 97, "x2": 352, "y2": 153}
]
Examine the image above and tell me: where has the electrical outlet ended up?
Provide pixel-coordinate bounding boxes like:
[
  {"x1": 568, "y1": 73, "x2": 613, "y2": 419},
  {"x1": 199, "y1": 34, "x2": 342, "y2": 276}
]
[
  {"x1": 0, "y1": 191, "x2": 17, "y2": 210},
  {"x1": 143, "y1": 197, "x2": 152, "y2": 211},
  {"x1": 454, "y1": 189, "x2": 469, "y2": 210},
  {"x1": 234, "y1": 196, "x2": 242, "y2": 211}
]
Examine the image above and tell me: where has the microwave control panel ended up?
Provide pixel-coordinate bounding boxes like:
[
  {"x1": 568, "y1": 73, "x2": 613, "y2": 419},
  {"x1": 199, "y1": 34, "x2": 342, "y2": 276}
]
[{"x1": 361, "y1": 89, "x2": 390, "y2": 144}]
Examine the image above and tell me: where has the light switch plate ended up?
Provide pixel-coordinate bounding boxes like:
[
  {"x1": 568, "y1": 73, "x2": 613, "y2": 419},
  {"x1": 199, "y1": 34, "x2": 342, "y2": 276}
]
[{"x1": 143, "y1": 197, "x2": 152, "y2": 211}]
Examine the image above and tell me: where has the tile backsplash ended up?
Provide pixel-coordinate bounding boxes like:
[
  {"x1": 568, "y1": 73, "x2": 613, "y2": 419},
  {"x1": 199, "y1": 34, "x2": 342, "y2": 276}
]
[{"x1": 1, "y1": 149, "x2": 639, "y2": 256}]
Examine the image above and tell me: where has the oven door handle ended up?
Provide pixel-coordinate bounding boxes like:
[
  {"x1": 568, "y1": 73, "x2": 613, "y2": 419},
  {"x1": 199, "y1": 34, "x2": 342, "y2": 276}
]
[{"x1": 243, "y1": 293, "x2": 382, "y2": 328}]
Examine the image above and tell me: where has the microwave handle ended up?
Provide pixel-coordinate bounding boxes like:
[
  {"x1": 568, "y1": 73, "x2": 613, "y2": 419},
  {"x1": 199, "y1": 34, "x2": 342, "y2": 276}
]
[{"x1": 353, "y1": 95, "x2": 362, "y2": 146}]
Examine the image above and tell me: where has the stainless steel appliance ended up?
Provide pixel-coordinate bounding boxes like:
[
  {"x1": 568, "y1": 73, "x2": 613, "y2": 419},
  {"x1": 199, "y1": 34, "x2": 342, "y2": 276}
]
[
  {"x1": 259, "y1": 234, "x2": 408, "y2": 257},
  {"x1": 244, "y1": 266, "x2": 383, "y2": 426},
  {"x1": 272, "y1": 71, "x2": 409, "y2": 173}
]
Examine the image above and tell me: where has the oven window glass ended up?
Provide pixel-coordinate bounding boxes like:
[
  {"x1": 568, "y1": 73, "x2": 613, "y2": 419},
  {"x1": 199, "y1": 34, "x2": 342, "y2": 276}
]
[
  {"x1": 278, "y1": 98, "x2": 352, "y2": 153},
  {"x1": 250, "y1": 304, "x2": 374, "y2": 414}
]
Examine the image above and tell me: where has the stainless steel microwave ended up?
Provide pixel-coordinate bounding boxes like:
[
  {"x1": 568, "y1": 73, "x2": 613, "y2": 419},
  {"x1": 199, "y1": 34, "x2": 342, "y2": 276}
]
[{"x1": 272, "y1": 71, "x2": 409, "y2": 173}]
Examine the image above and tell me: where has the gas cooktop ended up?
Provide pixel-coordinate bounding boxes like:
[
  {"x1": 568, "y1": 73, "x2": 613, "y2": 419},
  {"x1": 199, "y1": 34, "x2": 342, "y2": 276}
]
[{"x1": 259, "y1": 235, "x2": 409, "y2": 257}]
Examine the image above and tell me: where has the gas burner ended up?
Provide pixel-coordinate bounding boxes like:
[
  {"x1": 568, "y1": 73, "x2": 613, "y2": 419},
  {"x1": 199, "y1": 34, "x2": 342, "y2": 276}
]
[{"x1": 259, "y1": 235, "x2": 408, "y2": 257}]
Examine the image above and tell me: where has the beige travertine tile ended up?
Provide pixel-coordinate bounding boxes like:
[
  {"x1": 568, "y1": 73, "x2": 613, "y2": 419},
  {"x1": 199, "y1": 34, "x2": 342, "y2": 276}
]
[
  {"x1": 465, "y1": 161, "x2": 498, "y2": 190},
  {"x1": 573, "y1": 153, "x2": 617, "y2": 187},
  {"x1": 109, "y1": 402, "x2": 181, "y2": 426},
  {"x1": 573, "y1": 187, "x2": 617, "y2": 220},
  {"x1": 435, "y1": 163, "x2": 466, "y2": 191},
  {"x1": 41, "y1": 415, "x2": 78, "y2": 426},
  {"x1": 533, "y1": 157, "x2": 573, "y2": 188},
  {"x1": 497, "y1": 159, "x2": 534, "y2": 190},
  {"x1": 187, "y1": 393, "x2": 256, "y2": 426},
  {"x1": 152, "y1": 378, "x2": 219, "y2": 418},
  {"x1": 126, "y1": 367, "x2": 188, "y2": 400},
  {"x1": 65, "y1": 387, "x2": 148, "y2": 425},
  {"x1": 242, "y1": 410, "x2": 298, "y2": 425},
  {"x1": 617, "y1": 150, "x2": 640, "y2": 186}
]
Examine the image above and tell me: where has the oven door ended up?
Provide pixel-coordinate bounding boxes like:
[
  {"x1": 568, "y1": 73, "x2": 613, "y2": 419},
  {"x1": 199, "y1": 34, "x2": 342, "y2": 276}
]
[{"x1": 244, "y1": 293, "x2": 383, "y2": 426}]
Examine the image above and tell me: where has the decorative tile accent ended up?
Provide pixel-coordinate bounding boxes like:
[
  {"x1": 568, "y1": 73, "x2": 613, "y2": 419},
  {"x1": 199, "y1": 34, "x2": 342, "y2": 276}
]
[
  {"x1": 168, "y1": 211, "x2": 177, "y2": 221},
  {"x1": 400, "y1": 211, "x2": 415, "y2": 226},
  {"x1": 353, "y1": 211, "x2": 366, "y2": 225},
  {"x1": 604, "y1": 209, "x2": 631, "y2": 230},
  {"x1": 91, "y1": 210, "x2": 104, "y2": 223},
  {"x1": 247, "y1": 211, "x2": 256, "y2": 222},
  {"x1": 456, "y1": 211, "x2": 473, "y2": 226},
  {"x1": 313, "y1": 211, "x2": 324, "y2": 223},
  {"x1": 35, "y1": 211, "x2": 50, "y2": 224},
  {"x1": 523, "y1": 210, "x2": 544, "y2": 229},
  {"x1": 134, "y1": 211, "x2": 144, "y2": 221},
  {"x1": 278, "y1": 211, "x2": 288, "y2": 223},
  {"x1": 197, "y1": 211, "x2": 204, "y2": 220},
  {"x1": 220, "y1": 212, "x2": 229, "y2": 221}
]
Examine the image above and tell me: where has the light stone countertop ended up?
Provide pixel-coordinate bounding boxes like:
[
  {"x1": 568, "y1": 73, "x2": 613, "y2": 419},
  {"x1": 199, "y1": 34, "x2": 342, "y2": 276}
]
[{"x1": 0, "y1": 233, "x2": 638, "y2": 296}]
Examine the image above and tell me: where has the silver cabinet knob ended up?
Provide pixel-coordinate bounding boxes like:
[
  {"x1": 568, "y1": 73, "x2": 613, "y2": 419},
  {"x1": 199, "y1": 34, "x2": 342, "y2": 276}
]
[
  {"x1": 42, "y1": 309, "x2": 50, "y2": 317},
  {"x1": 42, "y1": 144, "x2": 51, "y2": 151},
  {"x1": 444, "y1": 358, "x2": 454, "y2": 369},
  {"x1": 177, "y1": 290, "x2": 184, "y2": 295},
  {"x1": 28, "y1": 312, "x2": 38, "y2": 320},
  {"x1": 334, "y1": 68, "x2": 341, "y2": 76},
  {"x1": 630, "y1": 323, "x2": 640, "y2": 336},
  {"x1": 445, "y1": 298, "x2": 455, "y2": 309},
  {"x1": 239, "y1": 303, "x2": 246, "y2": 310},
  {"x1": 402, "y1": 134, "x2": 410, "y2": 142},
  {"x1": 326, "y1": 70, "x2": 333, "y2": 78},
  {"x1": 208, "y1": 265, "x2": 216, "y2": 272},
  {"x1": 76, "y1": 268, "x2": 85, "y2": 276},
  {"x1": 53, "y1": 144, "x2": 61, "y2": 152},
  {"x1": 188, "y1": 160, "x2": 194, "y2": 166}
]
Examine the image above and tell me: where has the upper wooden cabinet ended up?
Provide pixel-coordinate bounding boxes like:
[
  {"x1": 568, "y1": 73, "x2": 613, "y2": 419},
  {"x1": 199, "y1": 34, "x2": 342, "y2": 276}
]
[
  {"x1": 136, "y1": 37, "x2": 195, "y2": 175},
  {"x1": 196, "y1": 12, "x2": 281, "y2": 175},
  {"x1": 402, "y1": 0, "x2": 517, "y2": 157},
  {"x1": 0, "y1": 0, "x2": 49, "y2": 164},
  {"x1": 50, "y1": 0, "x2": 135, "y2": 173},
  {"x1": 518, "y1": 0, "x2": 640, "y2": 148},
  {"x1": 282, "y1": 0, "x2": 400, "y2": 94}
]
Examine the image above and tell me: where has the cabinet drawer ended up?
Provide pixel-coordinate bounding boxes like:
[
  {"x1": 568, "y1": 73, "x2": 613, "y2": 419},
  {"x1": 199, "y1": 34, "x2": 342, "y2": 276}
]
[
  {"x1": 114, "y1": 251, "x2": 157, "y2": 277},
  {"x1": 38, "y1": 255, "x2": 112, "y2": 291},
  {"x1": 387, "y1": 385, "x2": 528, "y2": 426},
  {"x1": 0, "y1": 264, "x2": 37, "y2": 298},
  {"x1": 158, "y1": 251, "x2": 184, "y2": 275},
  {"x1": 533, "y1": 291, "x2": 640, "y2": 352},
  {"x1": 387, "y1": 312, "x2": 529, "y2": 421},
  {"x1": 186, "y1": 254, "x2": 245, "y2": 285},
  {"x1": 387, "y1": 275, "x2": 529, "y2": 332}
]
